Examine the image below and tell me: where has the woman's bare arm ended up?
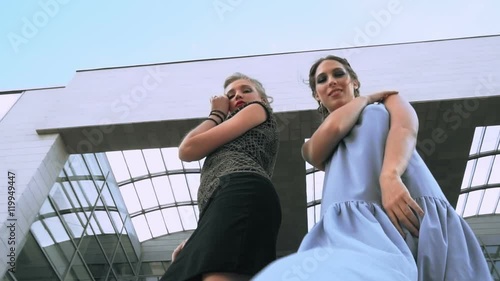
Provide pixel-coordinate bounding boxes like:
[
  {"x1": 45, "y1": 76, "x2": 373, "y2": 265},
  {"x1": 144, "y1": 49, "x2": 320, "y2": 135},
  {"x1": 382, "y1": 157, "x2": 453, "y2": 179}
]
[
  {"x1": 302, "y1": 91, "x2": 397, "y2": 170},
  {"x1": 179, "y1": 103, "x2": 267, "y2": 162},
  {"x1": 302, "y1": 97, "x2": 369, "y2": 170},
  {"x1": 380, "y1": 94, "x2": 419, "y2": 179},
  {"x1": 379, "y1": 94, "x2": 424, "y2": 237}
]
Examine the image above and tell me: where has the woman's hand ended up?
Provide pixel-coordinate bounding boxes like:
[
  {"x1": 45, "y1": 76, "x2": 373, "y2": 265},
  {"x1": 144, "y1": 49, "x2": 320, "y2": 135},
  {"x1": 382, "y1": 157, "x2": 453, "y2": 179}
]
[
  {"x1": 380, "y1": 174, "x2": 424, "y2": 238},
  {"x1": 171, "y1": 239, "x2": 187, "y2": 262},
  {"x1": 210, "y1": 95, "x2": 229, "y2": 116},
  {"x1": 366, "y1": 91, "x2": 398, "y2": 104}
]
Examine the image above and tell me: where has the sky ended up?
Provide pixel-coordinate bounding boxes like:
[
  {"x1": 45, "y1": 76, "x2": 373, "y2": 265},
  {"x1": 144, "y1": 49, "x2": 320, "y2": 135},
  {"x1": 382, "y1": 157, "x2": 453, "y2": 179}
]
[{"x1": 1, "y1": 0, "x2": 500, "y2": 114}]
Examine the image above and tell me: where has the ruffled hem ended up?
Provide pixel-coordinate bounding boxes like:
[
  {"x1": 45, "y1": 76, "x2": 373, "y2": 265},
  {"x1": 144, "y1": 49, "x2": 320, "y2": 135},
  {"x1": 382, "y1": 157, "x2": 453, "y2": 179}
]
[
  {"x1": 253, "y1": 197, "x2": 491, "y2": 281},
  {"x1": 410, "y1": 197, "x2": 491, "y2": 281}
]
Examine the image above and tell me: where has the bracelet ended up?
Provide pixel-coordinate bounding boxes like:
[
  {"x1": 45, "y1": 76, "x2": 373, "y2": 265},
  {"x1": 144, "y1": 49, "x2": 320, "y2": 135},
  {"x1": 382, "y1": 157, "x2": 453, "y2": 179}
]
[
  {"x1": 210, "y1": 110, "x2": 227, "y2": 119},
  {"x1": 205, "y1": 117, "x2": 219, "y2": 125},
  {"x1": 210, "y1": 112, "x2": 224, "y2": 123}
]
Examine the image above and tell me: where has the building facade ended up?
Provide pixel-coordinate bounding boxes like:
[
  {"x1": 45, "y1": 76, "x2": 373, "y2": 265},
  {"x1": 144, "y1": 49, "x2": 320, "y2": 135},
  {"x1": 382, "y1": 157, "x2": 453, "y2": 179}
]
[{"x1": 1, "y1": 35, "x2": 500, "y2": 280}]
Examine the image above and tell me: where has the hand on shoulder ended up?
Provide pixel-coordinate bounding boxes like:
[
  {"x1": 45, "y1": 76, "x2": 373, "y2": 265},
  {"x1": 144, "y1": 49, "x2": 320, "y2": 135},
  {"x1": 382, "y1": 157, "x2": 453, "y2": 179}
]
[{"x1": 366, "y1": 91, "x2": 398, "y2": 104}]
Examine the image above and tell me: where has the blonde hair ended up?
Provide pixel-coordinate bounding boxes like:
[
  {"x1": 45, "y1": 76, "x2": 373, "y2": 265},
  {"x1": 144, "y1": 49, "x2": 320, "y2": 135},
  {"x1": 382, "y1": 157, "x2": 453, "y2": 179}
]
[{"x1": 223, "y1": 72, "x2": 273, "y2": 105}]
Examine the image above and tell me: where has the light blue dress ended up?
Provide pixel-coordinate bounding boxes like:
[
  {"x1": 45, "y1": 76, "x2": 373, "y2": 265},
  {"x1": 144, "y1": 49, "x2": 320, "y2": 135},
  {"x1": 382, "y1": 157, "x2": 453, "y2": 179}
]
[{"x1": 253, "y1": 104, "x2": 491, "y2": 281}]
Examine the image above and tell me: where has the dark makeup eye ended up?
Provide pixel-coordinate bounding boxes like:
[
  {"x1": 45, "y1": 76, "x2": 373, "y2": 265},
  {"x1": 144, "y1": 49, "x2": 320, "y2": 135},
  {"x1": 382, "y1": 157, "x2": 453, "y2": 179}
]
[
  {"x1": 333, "y1": 69, "x2": 346, "y2": 78},
  {"x1": 316, "y1": 74, "x2": 326, "y2": 84}
]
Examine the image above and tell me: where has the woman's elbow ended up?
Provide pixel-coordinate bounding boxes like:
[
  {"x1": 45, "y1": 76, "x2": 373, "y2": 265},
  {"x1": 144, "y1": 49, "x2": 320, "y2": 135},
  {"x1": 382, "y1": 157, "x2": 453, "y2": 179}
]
[
  {"x1": 178, "y1": 144, "x2": 198, "y2": 162},
  {"x1": 302, "y1": 143, "x2": 324, "y2": 170}
]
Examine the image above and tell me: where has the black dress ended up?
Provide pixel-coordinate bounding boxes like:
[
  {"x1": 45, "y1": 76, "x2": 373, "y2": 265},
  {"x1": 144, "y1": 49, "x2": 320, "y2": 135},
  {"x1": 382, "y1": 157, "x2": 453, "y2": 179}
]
[{"x1": 160, "y1": 101, "x2": 282, "y2": 281}]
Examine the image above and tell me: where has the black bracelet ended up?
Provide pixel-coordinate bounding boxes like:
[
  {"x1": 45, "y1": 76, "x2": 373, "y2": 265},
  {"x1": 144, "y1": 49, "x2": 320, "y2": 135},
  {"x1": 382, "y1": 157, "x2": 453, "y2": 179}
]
[
  {"x1": 210, "y1": 110, "x2": 227, "y2": 119},
  {"x1": 209, "y1": 112, "x2": 224, "y2": 123},
  {"x1": 205, "y1": 117, "x2": 219, "y2": 125}
]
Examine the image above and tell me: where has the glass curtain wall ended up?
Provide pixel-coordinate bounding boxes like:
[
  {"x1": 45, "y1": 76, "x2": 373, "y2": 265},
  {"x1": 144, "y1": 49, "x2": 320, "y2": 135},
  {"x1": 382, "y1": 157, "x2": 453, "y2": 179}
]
[{"x1": 4, "y1": 153, "x2": 140, "y2": 281}]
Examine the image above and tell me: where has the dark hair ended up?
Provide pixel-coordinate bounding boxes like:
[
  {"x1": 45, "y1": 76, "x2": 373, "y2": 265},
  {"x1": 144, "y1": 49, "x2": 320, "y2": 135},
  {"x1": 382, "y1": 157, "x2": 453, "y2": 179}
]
[
  {"x1": 308, "y1": 55, "x2": 361, "y2": 118},
  {"x1": 223, "y1": 72, "x2": 273, "y2": 105}
]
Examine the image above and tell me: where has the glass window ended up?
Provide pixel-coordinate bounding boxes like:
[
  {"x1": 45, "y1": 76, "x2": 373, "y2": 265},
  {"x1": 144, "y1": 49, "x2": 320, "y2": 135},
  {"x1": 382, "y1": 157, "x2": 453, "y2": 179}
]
[
  {"x1": 13, "y1": 232, "x2": 60, "y2": 281},
  {"x1": 182, "y1": 159, "x2": 199, "y2": 170},
  {"x1": 471, "y1": 156, "x2": 494, "y2": 187},
  {"x1": 79, "y1": 232, "x2": 110, "y2": 281},
  {"x1": 152, "y1": 176, "x2": 175, "y2": 205},
  {"x1": 479, "y1": 188, "x2": 500, "y2": 215},
  {"x1": 306, "y1": 174, "x2": 314, "y2": 203},
  {"x1": 45, "y1": 217, "x2": 71, "y2": 243},
  {"x1": 463, "y1": 190, "x2": 483, "y2": 217},
  {"x1": 143, "y1": 148, "x2": 167, "y2": 174},
  {"x1": 459, "y1": 125, "x2": 500, "y2": 224},
  {"x1": 80, "y1": 180, "x2": 100, "y2": 206},
  {"x1": 70, "y1": 180, "x2": 90, "y2": 208},
  {"x1": 101, "y1": 183, "x2": 117, "y2": 207},
  {"x1": 112, "y1": 244, "x2": 135, "y2": 279},
  {"x1": 307, "y1": 207, "x2": 314, "y2": 231},
  {"x1": 65, "y1": 252, "x2": 94, "y2": 281},
  {"x1": 69, "y1": 154, "x2": 90, "y2": 176},
  {"x1": 62, "y1": 213, "x2": 85, "y2": 239},
  {"x1": 39, "y1": 198, "x2": 55, "y2": 216},
  {"x1": 461, "y1": 159, "x2": 475, "y2": 189},
  {"x1": 107, "y1": 151, "x2": 131, "y2": 182},
  {"x1": 61, "y1": 180, "x2": 80, "y2": 208},
  {"x1": 135, "y1": 179, "x2": 158, "y2": 210},
  {"x1": 162, "y1": 208, "x2": 183, "y2": 234},
  {"x1": 488, "y1": 155, "x2": 500, "y2": 185},
  {"x1": 50, "y1": 183, "x2": 73, "y2": 211},
  {"x1": 131, "y1": 215, "x2": 152, "y2": 242},
  {"x1": 170, "y1": 174, "x2": 191, "y2": 202},
  {"x1": 469, "y1": 127, "x2": 485, "y2": 155},
  {"x1": 455, "y1": 193, "x2": 467, "y2": 216},
  {"x1": 87, "y1": 212, "x2": 103, "y2": 235},
  {"x1": 123, "y1": 150, "x2": 149, "y2": 178},
  {"x1": 107, "y1": 148, "x2": 203, "y2": 242},
  {"x1": 121, "y1": 233, "x2": 139, "y2": 265},
  {"x1": 315, "y1": 204, "x2": 321, "y2": 223},
  {"x1": 94, "y1": 211, "x2": 116, "y2": 234},
  {"x1": 314, "y1": 171, "x2": 325, "y2": 201},
  {"x1": 110, "y1": 211, "x2": 124, "y2": 233},
  {"x1": 31, "y1": 220, "x2": 55, "y2": 247},
  {"x1": 96, "y1": 152, "x2": 112, "y2": 178},
  {"x1": 145, "y1": 210, "x2": 168, "y2": 238},
  {"x1": 78, "y1": 212, "x2": 90, "y2": 227},
  {"x1": 121, "y1": 183, "x2": 142, "y2": 214},
  {"x1": 480, "y1": 126, "x2": 500, "y2": 153},
  {"x1": 178, "y1": 205, "x2": 197, "y2": 230},
  {"x1": 84, "y1": 153, "x2": 103, "y2": 177},
  {"x1": 185, "y1": 173, "x2": 200, "y2": 201},
  {"x1": 161, "y1": 148, "x2": 183, "y2": 170},
  {"x1": 43, "y1": 243, "x2": 72, "y2": 278}
]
